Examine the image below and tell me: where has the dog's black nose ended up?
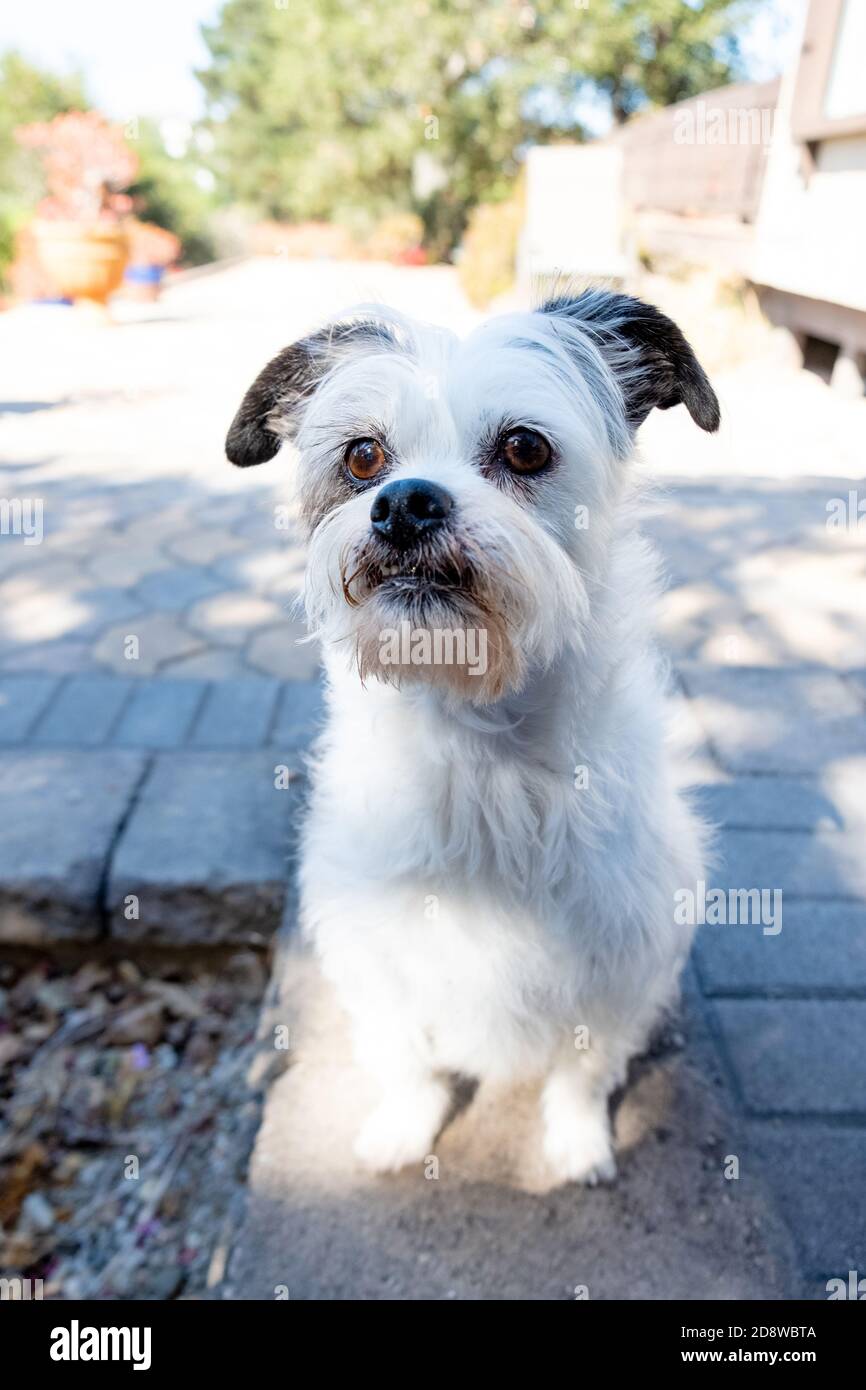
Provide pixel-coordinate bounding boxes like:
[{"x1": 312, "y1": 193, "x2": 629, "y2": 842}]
[{"x1": 370, "y1": 478, "x2": 453, "y2": 550}]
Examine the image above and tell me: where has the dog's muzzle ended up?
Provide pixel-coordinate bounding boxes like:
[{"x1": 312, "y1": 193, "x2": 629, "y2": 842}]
[
  {"x1": 370, "y1": 478, "x2": 453, "y2": 552},
  {"x1": 341, "y1": 479, "x2": 473, "y2": 610}
]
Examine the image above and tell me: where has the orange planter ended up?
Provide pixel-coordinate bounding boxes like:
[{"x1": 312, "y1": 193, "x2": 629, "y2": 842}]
[{"x1": 32, "y1": 220, "x2": 129, "y2": 305}]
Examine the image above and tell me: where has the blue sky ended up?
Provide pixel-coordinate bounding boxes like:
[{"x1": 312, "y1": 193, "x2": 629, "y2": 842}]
[{"x1": 0, "y1": 0, "x2": 806, "y2": 126}]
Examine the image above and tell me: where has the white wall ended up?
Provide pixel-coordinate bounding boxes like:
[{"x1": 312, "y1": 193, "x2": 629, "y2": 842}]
[{"x1": 751, "y1": 67, "x2": 866, "y2": 313}]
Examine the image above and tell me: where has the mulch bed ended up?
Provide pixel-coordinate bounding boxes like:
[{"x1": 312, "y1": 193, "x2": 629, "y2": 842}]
[{"x1": 0, "y1": 951, "x2": 271, "y2": 1299}]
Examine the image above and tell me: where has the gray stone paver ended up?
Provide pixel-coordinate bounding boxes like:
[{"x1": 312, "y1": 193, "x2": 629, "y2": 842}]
[
  {"x1": 678, "y1": 663, "x2": 866, "y2": 773},
  {"x1": 655, "y1": 524, "x2": 866, "y2": 669},
  {"x1": 0, "y1": 749, "x2": 147, "y2": 942},
  {"x1": 213, "y1": 545, "x2": 304, "y2": 593},
  {"x1": 717, "y1": 825, "x2": 866, "y2": 901},
  {"x1": 92, "y1": 611, "x2": 206, "y2": 676},
  {"x1": 134, "y1": 566, "x2": 225, "y2": 612},
  {"x1": 0, "y1": 558, "x2": 84, "y2": 604},
  {"x1": 246, "y1": 620, "x2": 321, "y2": 679},
  {"x1": 86, "y1": 545, "x2": 172, "y2": 588},
  {"x1": 159, "y1": 647, "x2": 253, "y2": 679},
  {"x1": 195, "y1": 495, "x2": 264, "y2": 528},
  {"x1": 186, "y1": 591, "x2": 285, "y2": 646},
  {"x1": 10, "y1": 583, "x2": 144, "y2": 644},
  {"x1": 112, "y1": 677, "x2": 207, "y2": 749},
  {"x1": 695, "y1": 775, "x2": 847, "y2": 832},
  {"x1": 2, "y1": 259, "x2": 865, "y2": 1297},
  {"x1": 0, "y1": 639, "x2": 94, "y2": 674},
  {"x1": 106, "y1": 752, "x2": 297, "y2": 946},
  {"x1": 695, "y1": 900, "x2": 866, "y2": 995},
  {"x1": 0, "y1": 674, "x2": 316, "y2": 750},
  {"x1": 713, "y1": 1000, "x2": 866, "y2": 1115},
  {"x1": 167, "y1": 525, "x2": 246, "y2": 567},
  {"x1": 191, "y1": 677, "x2": 281, "y2": 748},
  {"x1": 745, "y1": 1123, "x2": 866, "y2": 1277},
  {"x1": 270, "y1": 679, "x2": 325, "y2": 752},
  {"x1": 0, "y1": 675, "x2": 60, "y2": 742},
  {"x1": 32, "y1": 675, "x2": 133, "y2": 746}
]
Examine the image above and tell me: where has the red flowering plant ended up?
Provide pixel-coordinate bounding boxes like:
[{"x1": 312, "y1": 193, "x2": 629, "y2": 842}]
[{"x1": 15, "y1": 110, "x2": 138, "y2": 223}]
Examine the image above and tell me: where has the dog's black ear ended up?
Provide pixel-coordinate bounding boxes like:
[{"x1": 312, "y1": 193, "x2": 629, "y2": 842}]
[
  {"x1": 540, "y1": 290, "x2": 720, "y2": 433},
  {"x1": 226, "y1": 320, "x2": 390, "y2": 467},
  {"x1": 226, "y1": 339, "x2": 319, "y2": 466}
]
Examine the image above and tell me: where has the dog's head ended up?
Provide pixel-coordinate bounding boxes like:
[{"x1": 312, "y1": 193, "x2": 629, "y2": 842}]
[{"x1": 227, "y1": 290, "x2": 718, "y2": 703}]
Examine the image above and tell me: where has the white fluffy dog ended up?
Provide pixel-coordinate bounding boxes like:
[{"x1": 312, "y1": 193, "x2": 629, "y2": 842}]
[{"x1": 227, "y1": 289, "x2": 718, "y2": 1185}]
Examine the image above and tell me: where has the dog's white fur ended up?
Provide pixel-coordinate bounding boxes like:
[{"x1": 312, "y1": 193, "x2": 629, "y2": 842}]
[{"x1": 233, "y1": 296, "x2": 712, "y2": 1184}]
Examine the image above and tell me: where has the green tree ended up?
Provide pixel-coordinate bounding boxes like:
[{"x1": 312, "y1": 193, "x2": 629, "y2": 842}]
[
  {"x1": 198, "y1": 0, "x2": 766, "y2": 256},
  {"x1": 0, "y1": 51, "x2": 87, "y2": 280}
]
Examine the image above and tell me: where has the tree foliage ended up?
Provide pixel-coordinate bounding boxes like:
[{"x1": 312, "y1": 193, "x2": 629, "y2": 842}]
[{"x1": 198, "y1": 0, "x2": 765, "y2": 254}]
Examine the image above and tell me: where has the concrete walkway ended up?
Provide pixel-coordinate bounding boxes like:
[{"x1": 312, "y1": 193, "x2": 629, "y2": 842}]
[{"x1": 2, "y1": 259, "x2": 865, "y2": 1297}]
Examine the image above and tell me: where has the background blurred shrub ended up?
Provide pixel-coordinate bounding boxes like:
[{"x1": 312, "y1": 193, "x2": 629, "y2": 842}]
[
  {"x1": 365, "y1": 212, "x2": 425, "y2": 264},
  {"x1": 457, "y1": 196, "x2": 523, "y2": 308}
]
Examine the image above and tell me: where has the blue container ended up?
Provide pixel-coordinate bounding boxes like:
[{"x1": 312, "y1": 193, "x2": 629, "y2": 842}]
[{"x1": 124, "y1": 263, "x2": 165, "y2": 286}]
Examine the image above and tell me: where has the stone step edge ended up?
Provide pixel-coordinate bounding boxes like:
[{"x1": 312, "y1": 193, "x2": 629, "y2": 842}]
[{"x1": 0, "y1": 749, "x2": 308, "y2": 950}]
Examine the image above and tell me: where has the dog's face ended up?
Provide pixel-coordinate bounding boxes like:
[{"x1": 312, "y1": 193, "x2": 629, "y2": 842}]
[{"x1": 227, "y1": 291, "x2": 718, "y2": 704}]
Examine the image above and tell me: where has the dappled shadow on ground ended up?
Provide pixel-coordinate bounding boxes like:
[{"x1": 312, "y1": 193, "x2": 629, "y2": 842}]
[
  {"x1": 648, "y1": 472, "x2": 866, "y2": 890},
  {"x1": 647, "y1": 473, "x2": 866, "y2": 668},
  {"x1": 0, "y1": 401, "x2": 67, "y2": 416},
  {"x1": 0, "y1": 451, "x2": 308, "y2": 679}
]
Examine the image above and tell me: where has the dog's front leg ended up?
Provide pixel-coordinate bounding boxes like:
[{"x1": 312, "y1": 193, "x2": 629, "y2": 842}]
[
  {"x1": 541, "y1": 1035, "x2": 630, "y2": 1186},
  {"x1": 351, "y1": 1019, "x2": 451, "y2": 1174}
]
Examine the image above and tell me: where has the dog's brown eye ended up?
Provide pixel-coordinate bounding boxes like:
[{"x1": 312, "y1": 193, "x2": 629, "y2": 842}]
[
  {"x1": 499, "y1": 428, "x2": 551, "y2": 474},
  {"x1": 346, "y1": 438, "x2": 387, "y2": 481}
]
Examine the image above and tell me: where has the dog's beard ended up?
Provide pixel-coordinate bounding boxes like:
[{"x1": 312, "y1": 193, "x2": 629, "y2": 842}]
[
  {"x1": 340, "y1": 533, "x2": 517, "y2": 702},
  {"x1": 305, "y1": 495, "x2": 589, "y2": 706}
]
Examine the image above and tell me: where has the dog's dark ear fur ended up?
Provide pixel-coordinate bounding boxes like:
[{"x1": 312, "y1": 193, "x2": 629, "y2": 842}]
[
  {"x1": 226, "y1": 321, "x2": 386, "y2": 467},
  {"x1": 540, "y1": 290, "x2": 720, "y2": 433}
]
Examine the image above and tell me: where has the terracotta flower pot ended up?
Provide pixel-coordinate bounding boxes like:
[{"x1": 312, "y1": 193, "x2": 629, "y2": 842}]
[{"x1": 32, "y1": 220, "x2": 129, "y2": 305}]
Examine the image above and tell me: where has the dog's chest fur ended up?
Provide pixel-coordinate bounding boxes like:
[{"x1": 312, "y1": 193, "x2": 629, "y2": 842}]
[{"x1": 300, "y1": 645, "x2": 700, "y2": 1080}]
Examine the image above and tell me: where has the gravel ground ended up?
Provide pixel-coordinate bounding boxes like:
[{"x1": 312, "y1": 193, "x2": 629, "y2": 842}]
[{"x1": 0, "y1": 950, "x2": 272, "y2": 1300}]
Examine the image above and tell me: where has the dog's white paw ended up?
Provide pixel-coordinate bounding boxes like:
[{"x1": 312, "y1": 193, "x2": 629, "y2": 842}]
[
  {"x1": 354, "y1": 1081, "x2": 449, "y2": 1173},
  {"x1": 543, "y1": 1109, "x2": 617, "y2": 1187}
]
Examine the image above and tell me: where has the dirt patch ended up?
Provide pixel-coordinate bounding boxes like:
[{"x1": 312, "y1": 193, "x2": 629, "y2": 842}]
[{"x1": 0, "y1": 950, "x2": 272, "y2": 1300}]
